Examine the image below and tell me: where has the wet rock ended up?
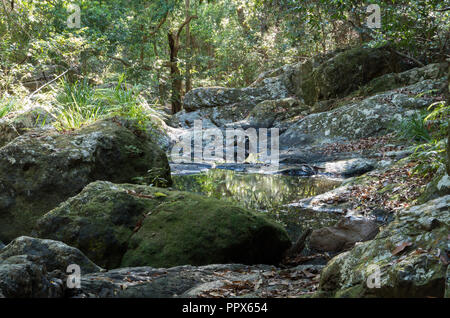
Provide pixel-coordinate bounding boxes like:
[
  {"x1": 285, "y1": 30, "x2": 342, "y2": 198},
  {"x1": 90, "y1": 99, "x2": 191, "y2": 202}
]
[
  {"x1": 0, "y1": 241, "x2": 4, "y2": 250},
  {"x1": 0, "y1": 236, "x2": 102, "y2": 274},
  {"x1": 309, "y1": 217, "x2": 379, "y2": 252},
  {"x1": 35, "y1": 181, "x2": 291, "y2": 269},
  {"x1": 317, "y1": 158, "x2": 376, "y2": 178},
  {"x1": 0, "y1": 255, "x2": 64, "y2": 298},
  {"x1": 0, "y1": 118, "x2": 171, "y2": 242},
  {"x1": 318, "y1": 195, "x2": 450, "y2": 297}
]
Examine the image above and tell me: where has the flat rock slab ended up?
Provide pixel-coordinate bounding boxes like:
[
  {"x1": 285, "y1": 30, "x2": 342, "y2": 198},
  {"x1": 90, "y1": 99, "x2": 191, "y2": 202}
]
[{"x1": 70, "y1": 264, "x2": 324, "y2": 298}]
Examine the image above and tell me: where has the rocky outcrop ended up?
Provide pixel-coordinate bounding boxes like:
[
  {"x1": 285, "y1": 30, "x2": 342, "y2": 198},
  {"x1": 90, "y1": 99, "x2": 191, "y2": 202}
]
[
  {"x1": 244, "y1": 97, "x2": 309, "y2": 128},
  {"x1": 0, "y1": 255, "x2": 64, "y2": 298},
  {"x1": 0, "y1": 118, "x2": 171, "y2": 242},
  {"x1": 35, "y1": 181, "x2": 291, "y2": 269},
  {"x1": 356, "y1": 62, "x2": 448, "y2": 97},
  {"x1": 309, "y1": 217, "x2": 379, "y2": 252},
  {"x1": 183, "y1": 79, "x2": 290, "y2": 112},
  {"x1": 317, "y1": 195, "x2": 449, "y2": 297},
  {"x1": 296, "y1": 47, "x2": 399, "y2": 105},
  {"x1": 279, "y1": 78, "x2": 445, "y2": 150},
  {"x1": 0, "y1": 237, "x2": 103, "y2": 298},
  {"x1": 0, "y1": 236, "x2": 102, "y2": 274}
]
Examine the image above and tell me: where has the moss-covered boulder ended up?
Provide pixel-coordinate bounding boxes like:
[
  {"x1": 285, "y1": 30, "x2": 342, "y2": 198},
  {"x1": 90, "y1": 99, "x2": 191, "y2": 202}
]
[
  {"x1": 0, "y1": 119, "x2": 171, "y2": 242},
  {"x1": 317, "y1": 195, "x2": 449, "y2": 298},
  {"x1": 34, "y1": 181, "x2": 291, "y2": 269},
  {"x1": 295, "y1": 47, "x2": 398, "y2": 105}
]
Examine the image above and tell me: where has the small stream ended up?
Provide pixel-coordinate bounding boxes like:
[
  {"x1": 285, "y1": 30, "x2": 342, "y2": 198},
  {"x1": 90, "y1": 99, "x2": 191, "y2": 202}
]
[{"x1": 171, "y1": 167, "x2": 343, "y2": 241}]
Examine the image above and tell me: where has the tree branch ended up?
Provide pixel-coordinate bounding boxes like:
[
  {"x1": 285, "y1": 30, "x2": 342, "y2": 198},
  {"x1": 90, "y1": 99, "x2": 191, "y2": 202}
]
[{"x1": 176, "y1": 15, "x2": 198, "y2": 40}]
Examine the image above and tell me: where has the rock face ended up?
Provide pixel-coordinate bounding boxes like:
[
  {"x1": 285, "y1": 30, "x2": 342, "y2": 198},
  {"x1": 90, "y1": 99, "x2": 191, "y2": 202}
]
[
  {"x1": 0, "y1": 255, "x2": 64, "y2": 298},
  {"x1": 356, "y1": 62, "x2": 447, "y2": 97},
  {"x1": 318, "y1": 195, "x2": 449, "y2": 297},
  {"x1": 0, "y1": 236, "x2": 102, "y2": 274},
  {"x1": 279, "y1": 78, "x2": 444, "y2": 150},
  {"x1": 245, "y1": 97, "x2": 309, "y2": 128},
  {"x1": 0, "y1": 237, "x2": 102, "y2": 298},
  {"x1": 296, "y1": 47, "x2": 398, "y2": 105},
  {"x1": 0, "y1": 118, "x2": 171, "y2": 242},
  {"x1": 35, "y1": 181, "x2": 291, "y2": 269},
  {"x1": 309, "y1": 218, "x2": 379, "y2": 252},
  {"x1": 183, "y1": 79, "x2": 290, "y2": 112}
]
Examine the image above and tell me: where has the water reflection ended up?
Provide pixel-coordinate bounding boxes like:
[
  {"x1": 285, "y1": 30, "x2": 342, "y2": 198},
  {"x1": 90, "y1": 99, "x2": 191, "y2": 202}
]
[{"x1": 172, "y1": 169, "x2": 342, "y2": 240}]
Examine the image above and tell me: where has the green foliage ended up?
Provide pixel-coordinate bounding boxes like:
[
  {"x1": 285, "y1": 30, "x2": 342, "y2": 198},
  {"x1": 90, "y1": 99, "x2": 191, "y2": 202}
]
[
  {"x1": 132, "y1": 167, "x2": 171, "y2": 188},
  {"x1": 0, "y1": 98, "x2": 18, "y2": 118},
  {"x1": 397, "y1": 112, "x2": 432, "y2": 143},
  {"x1": 53, "y1": 74, "x2": 160, "y2": 131},
  {"x1": 398, "y1": 101, "x2": 449, "y2": 177}
]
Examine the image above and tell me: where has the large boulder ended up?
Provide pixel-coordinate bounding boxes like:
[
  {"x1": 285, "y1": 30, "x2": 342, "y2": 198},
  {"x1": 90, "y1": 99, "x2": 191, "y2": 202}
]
[
  {"x1": 0, "y1": 255, "x2": 64, "y2": 298},
  {"x1": 183, "y1": 78, "x2": 290, "y2": 112},
  {"x1": 317, "y1": 195, "x2": 449, "y2": 297},
  {"x1": 35, "y1": 181, "x2": 291, "y2": 269},
  {"x1": 0, "y1": 118, "x2": 171, "y2": 242},
  {"x1": 297, "y1": 47, "x2": 399, "y2": 105},
  {"x1": 244, "y1": 97, "x2": 309, "y2": 128},
  {"x1": 0, "y1": 236, "x2": 102, "y2": 274},
  {"x1": 309, "y1": 217, "x2": 379, "y2": 252}
]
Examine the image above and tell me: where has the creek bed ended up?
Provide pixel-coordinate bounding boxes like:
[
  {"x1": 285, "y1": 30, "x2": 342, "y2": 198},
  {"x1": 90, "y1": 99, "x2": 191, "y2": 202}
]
[{"x1": 171, "y1": 166, "x2": 343, "y2": 241}]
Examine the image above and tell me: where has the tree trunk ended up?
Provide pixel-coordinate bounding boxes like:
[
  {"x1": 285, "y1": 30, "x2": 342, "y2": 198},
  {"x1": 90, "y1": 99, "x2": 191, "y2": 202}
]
[
  {"x1": 168, "y1": 32, "x2": 182, "y2": 114},
  {"x1": 185, "y1": 0, "x2": 192, "y2": 93}
]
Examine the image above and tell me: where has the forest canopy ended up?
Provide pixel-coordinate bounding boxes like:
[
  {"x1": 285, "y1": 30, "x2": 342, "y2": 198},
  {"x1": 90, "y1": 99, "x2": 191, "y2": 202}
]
[{"x1": 0, "y1": 0, "x2": 449, "y2": 112}]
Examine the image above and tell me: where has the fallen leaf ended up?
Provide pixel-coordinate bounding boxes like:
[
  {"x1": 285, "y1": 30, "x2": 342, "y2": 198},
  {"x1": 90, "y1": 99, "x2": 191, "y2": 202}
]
[{"x1": 392, "y1": 241, "x2": 412, "y2": 256}]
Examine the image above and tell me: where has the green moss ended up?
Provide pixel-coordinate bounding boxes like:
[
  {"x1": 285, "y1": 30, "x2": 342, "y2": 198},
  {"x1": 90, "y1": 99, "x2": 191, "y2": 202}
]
[
  {"x1": 122, "y1": 190, "x2": 291, "y2": 268},
  {"x1": 35, "y1": 181, "x2": 291, "y2": 269}
]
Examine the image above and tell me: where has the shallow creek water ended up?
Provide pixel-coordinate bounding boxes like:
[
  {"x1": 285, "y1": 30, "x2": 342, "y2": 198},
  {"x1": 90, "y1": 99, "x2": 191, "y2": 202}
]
[{"x1": 171, "y1": 167, "x2": 343, "y2": 241}]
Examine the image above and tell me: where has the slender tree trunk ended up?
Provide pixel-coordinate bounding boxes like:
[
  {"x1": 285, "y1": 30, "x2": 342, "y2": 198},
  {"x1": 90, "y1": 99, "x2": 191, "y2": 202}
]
[
  {"x1": 185, "y1": 0, "x2": 192, "y2": 93},
  {"x1": 167, "y1": 14, "x2": 197, "y2": 114},
  {"x1": 168, "y1": 32, "x2": 182, "y2": 114}
]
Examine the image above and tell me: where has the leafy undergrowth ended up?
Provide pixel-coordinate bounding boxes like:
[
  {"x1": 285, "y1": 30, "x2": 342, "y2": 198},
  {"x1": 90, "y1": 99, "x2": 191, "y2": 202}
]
[
  {"x1": 325, "y1": 160, "x2": 432, "y2": 216},
  {"x1": 197, "y1": 266, "x2": 321, "y2": 298}
]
